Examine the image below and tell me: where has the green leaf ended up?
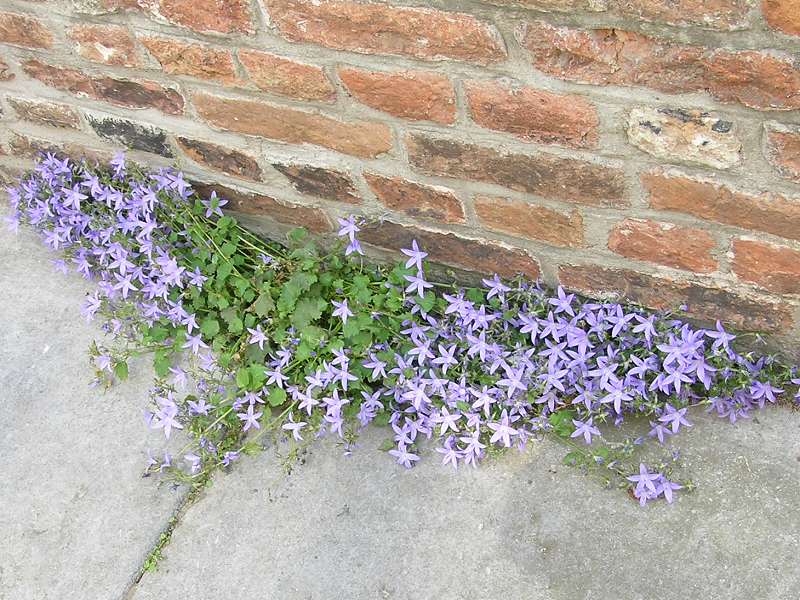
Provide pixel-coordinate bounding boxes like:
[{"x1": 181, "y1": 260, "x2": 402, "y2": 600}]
[
  {"x1": 235, "y1": 368, "x2": 250, "y2": 389},
  {"x1": 277, "y1": 272, "x2": 317, "y2": 314},
  {"x1": 343, "y1": 317, "x2": 360, "y2": 339},
  {"x1": 153, "y1": 350, "x2": 171, "y2": 378},
  {"x1": 267, "y1": 387, "x2": 287, "y2": 407},
  {"x1": 253, "y1": 290, "x2": 274, "y2": 317},
  {"x1": 373, "y1": 412, "x2": 391, "y2": 427},
  {"x1": 287, "y1": 227, "x2": 308, "y2": 244},
  {"x1": 221, "y1": 307, "x2": 243, "y2": 334},
  {"x1": 295, "y1": 341, "x2": 312, "y2": 361},
  {"x1": 148, "y1": 326, "x2": 169, "y2": 343},
  {"x1": 416, "y1": 293, "x2": 435, "y2": 313},
  {"x1": 216, "y1": 262, "x2": 233, "y2": 283},
  {"x1": 456, "y1": 400, "x2": 472, "y2": 413},
  {"x1": 200, "y1": 317, "x2": 220, "y2": 338},
  {"x1": 221, "y1": 241, "x2": 237, "y2": 257},
  {"x1": 230, "y1": 276, "x2": 251, "y2": 297},
  {"x1": 114, "y1": 360, "x2": 129, "y2": 381},
  {"x1": 548, "y1": 410, "x2": 577, "y2": 438},
  {"x1": 248, "y1": 363, "x2": 266, "y2": 389},
  {"x1": 291, "y1": 297, "x2": 326, "y2": 330},
  {"x1": 301, "y1": 326, "x2": 325, "y2": 346}
]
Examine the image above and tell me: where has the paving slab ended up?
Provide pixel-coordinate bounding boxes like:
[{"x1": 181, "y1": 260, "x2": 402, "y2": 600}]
[
  {"x1": 0, "y1": 224, "x2": 186, "y2": 600},
  {"x1": 132, "y1": 408, "x2": 800, "y2": 600}
]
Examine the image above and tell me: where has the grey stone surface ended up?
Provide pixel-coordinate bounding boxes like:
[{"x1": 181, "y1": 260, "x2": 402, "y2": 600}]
[
  {"x1": 132, "y1": 410, "x2": 800, "y2": 600},
  {"x1": 3, "y1": 210, "x2": 800, "y2": 600},
  {"x1": 0, "y1": 224, "x2": 186, "y2": 600}
]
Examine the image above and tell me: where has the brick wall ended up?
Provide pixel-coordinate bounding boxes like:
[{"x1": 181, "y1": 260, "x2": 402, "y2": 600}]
[{"x1": 1, "y1": 0, "x2": 799, "y2": 345}]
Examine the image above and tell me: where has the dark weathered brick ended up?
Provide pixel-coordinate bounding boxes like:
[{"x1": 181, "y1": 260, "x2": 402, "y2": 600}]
[
  {"x1": 406, "y1": 133, "x2": 627, "y2": 207},
  {"x1": 273, "y1": 164, "x2": 360, "y2": 204},
  {"x1": 87, "y1": 116, "x2": 174, "y2": 157},
  {"x1": 191, "y1": 182, "x2": 332, "y2": 233},
  {"x1": 177, "y1": 137, "x2": 261, "y2": 181},
  {"x1": 360, "y1": 221, "x2": 540, "y2": 279},
  {"x1": 559, "y1": 264, "x2": 793, "y2": 332}
]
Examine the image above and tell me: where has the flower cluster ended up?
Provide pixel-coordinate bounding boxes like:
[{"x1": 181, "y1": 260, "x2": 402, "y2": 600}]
[{"x1": 7, "y1": 153, "x2": 797, "y2": 505}]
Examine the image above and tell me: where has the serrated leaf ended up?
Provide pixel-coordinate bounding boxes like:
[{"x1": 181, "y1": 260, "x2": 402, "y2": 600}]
[
  {"x1": 248, "y1": 363, "x2": 266, "y2": 389},
  {"x1": 230, "y1": 276, "x2": 251, "y2": 297},
  {"x1": 114, "y1": 360, "x2": 129, "y2": 381},
  {"x1": 301, "y1": 326, "x2": 325, "y2": 345},
  {"x1": 221, "y1": 307, "x2": 243, "y2": 334},
  {"x1": 373, "y1": 412, "x2": 391, "y2": 427},
  {"x1": 200, "y1": 317, "x2": 220, "y2": 338},
  {"x1": 235, "y1": 368, "x2": 250, "y2": 389},
  {"x1": 295, "y1": 341, "x2": 312, "y2": 361},
  {"x1": 277, "y1": 272, "x2": 317, "y2": 314},
  {"x1": 291, "y1": 297, "x2": 326, "y2": 329},
  {"x1": 216, "y1": 262, "x2": 233, "y2": 282},
  {"x1": 153, "y1": 350, "x2": 171, "y2": 378},
  {"x1": 267, "y1": 387, "x2": 287, "y2": 407},
  {"x1": 253, "y1": 290, "x2": 274, "y2": 317},
  {"x1": 548, "y1": 409, "x2": 577, "y2": 438},
  {"x1": 288, "y1": 227, "x2": 308, "y2": 244},
  {"x1": 416, "y1": 293, "x2": 435, "y2": 313},
  {"x1": 148, "y1": 326, "x2": 169, "y2": 343}
]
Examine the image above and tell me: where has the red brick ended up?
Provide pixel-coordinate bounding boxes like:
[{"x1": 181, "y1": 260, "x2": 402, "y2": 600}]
[
  {"x1": 516, "y1": 21, "x2": 800, "y2": 111},
  {"x1": 191, "y1": 182, "x2": 331, "y2": 233},
  {"x1": 464, "y1": 79, "x2": 598, "y2": 148},
  {"x1": 156, "y1": 0, "x2": 253, "y2": 34},
  {"x1": 8, "y1": 97, "x2": 81, "y2": 129},
  {"x1": 23, "y1": 60, "x2": 184, "y2": 115},
  {"x1": 273, "y1": 164, "x2": 360, "y2": 204},
  {"x1": 338, "y1": 68, "x2": 456, "y2": 124},
  {"x1": 608, "y1": 218, "x2": 717, "y2": 273},
  {"x1": 615, "y1": 0, "x2": 750, "y2": 30},
  {"x1": 176, "y1": 137, "x2": 262, "y2": 181},
  {"x1": 69, "y1": 25, "x2": 138, "y2": 67},
  {"x1": 733, "y1": 239, "x2": 800, "y2": 294},
  {"x1": 264, "y1": 0, "x2": 506, "y2": 65},
  {"x1": 365, "y1": 174, "x2": 464, "y2": 223},
  {"x1": 644, "y1": 170, "x2": 800, "y2": 242},
  {"x1": 239, "y1": 50, "x2": 335, "y2": 102},
  {"x1": 141, "y1": 37, "x2": 237, "y2": 85},
  {"x1": 0, "y1": 11, "x2": 53, "y2": 49},
  {"x1": 77, "y1": 0, "x2": 253, "y2": 33},
  {"x1": 559, "y1": 264, "x2": 792, "y2": 332},
  {"x1": 360, "y1": 221, "x2": 540, "y2": 279},
  {"x1": 8, "y1": 131, "x2": 112, "y2": 163},
  {"x1": 764, "y1": 123, "x2": 800, "y2": 183},
  {"x1": 763, "y1": 0, "x2": 800, "y2": 36},
  {"x1": 474, "y1": 195, "x2": 583, "y2": 248},
  {"x1": 405, "y1": 133, "x2": 627, "y2": 208},
  {"x1": 193, "y1": 92, "x2": 392, "y2": 159}
]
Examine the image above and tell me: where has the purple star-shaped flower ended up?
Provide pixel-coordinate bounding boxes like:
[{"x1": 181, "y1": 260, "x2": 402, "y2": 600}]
[
  {"x1": 401, "y1": 240, "x2": 428, "y2": 272},
  {"x1": 332, "y1": 299, "x2": 354, "y2": 324},
  {"x1": 571, "y1": 417, "x2": 601, "y2": 444}
]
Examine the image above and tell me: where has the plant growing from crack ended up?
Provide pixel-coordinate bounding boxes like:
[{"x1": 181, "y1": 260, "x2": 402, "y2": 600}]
[{"x1": 7, "y1": 152, "x2": 799, "y2": 506}]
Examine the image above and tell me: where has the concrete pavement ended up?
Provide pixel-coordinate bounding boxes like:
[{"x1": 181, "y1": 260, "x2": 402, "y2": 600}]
[{"x1": 2, "y1": 219, "x2": 799, "y2": 600}]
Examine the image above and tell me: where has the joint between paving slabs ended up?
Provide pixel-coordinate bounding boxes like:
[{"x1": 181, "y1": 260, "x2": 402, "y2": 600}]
[{"x1": 120, "y1": 473, "x2": 213, "y2": 599}]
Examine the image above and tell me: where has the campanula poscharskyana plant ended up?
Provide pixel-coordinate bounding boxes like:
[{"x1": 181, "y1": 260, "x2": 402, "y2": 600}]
[{"x1": 7, "y1": 152, "x2": 799, "y2": 506}]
